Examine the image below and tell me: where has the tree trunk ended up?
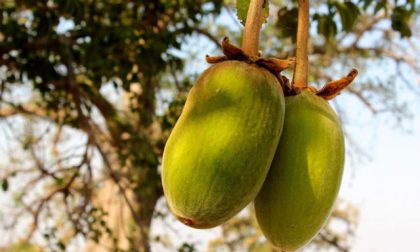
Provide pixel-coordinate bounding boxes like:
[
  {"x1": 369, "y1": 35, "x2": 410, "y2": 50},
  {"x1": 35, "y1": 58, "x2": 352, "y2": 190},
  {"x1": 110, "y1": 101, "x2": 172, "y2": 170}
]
[{"x1": 84, "y1": 179, "x2": 161, "y2": 252}]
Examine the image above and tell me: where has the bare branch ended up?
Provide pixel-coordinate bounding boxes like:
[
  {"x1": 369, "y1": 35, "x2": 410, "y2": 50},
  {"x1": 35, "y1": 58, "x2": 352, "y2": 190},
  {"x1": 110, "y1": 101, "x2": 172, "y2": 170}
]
[
  {"x1": 0, "y1": 103, "x2": 53, "y2": 120},
  {"x1": 318, "y1": 232, "x2": 348, "y2": 252},
  {"x1": 191, "y1": 27, "x2": 221, "y2": 48},
  {"x1": 346, "y1": 87, "x2": 378, "y2": 114}
]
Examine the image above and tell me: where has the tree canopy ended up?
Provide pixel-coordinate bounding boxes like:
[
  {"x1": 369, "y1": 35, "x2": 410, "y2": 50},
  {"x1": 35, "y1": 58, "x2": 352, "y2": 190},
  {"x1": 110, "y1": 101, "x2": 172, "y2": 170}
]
[{"x1": 0, "y1": 0, "x2": 419, "y2": 251}]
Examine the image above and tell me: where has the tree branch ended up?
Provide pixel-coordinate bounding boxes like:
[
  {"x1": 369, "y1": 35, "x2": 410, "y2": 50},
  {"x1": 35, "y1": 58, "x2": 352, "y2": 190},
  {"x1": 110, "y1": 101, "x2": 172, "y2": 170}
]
[{"x1": 191, "y1": 27, "x2": 221, "y2": 48}]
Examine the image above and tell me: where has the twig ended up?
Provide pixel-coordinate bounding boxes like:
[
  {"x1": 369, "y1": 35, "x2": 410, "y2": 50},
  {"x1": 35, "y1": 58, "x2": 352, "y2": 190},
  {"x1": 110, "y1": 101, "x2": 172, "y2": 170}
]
[
  {"x1": 318, "y1": 233, "x2": 348, "y2": 252},
  {"x1": 241, "y1": 0, "x2": 266, "y2": 57},
  {"x1": 293, "y1": 0, "x2": 310, "y2": 89},
  {"x1": 191, "y1": 27, "x2": 221, "y2": 48},
  {"x1": 169, "y1": 63, "x2": 181, "y2": 91},
  {"x1": 347, "y1": 87, "x2": 378, "y2": 114}
]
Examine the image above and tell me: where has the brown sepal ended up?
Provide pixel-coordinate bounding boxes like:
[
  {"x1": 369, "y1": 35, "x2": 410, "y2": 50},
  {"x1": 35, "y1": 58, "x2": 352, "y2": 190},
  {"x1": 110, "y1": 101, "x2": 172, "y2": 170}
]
[
  {"x1": 206, "y1": 37, "x2": 295, "y2": 95},
  {"x1": 306, "y1": 86, "x2": 318, "y2": 93},
  {"x1": 316, "y1": 69, "x2": 358, "y2": 100},
  {"x1": 277, "y1": 75, "x2": 294, "y2": 96},
  {"x1": 205, "y1": 55, "x2": 227, "y2": 64},
  {"x1": 221, "y1": 37, "x2": 249, "y2": 61},
  {"x1": 256, "y1": 57, "x2": 295, "y2": 75},
  {"x1": 207, "y1": 37, "x2": 295, "y2": 76}
]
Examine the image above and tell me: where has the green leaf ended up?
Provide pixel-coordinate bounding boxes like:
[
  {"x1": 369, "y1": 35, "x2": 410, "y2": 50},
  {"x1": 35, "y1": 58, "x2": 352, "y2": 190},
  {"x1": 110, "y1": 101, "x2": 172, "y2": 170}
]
[
  {"x1": 374, "y1": 0, "x2": 387, "y2": 15},
  {"x1": 334, "y1": 1, "x2": 361, "y2": 32},
  {"x1": 1, "y1": 178, "x2": 8, "y2": 191},
  {"x1": 55, "y1": 177, "x2": 64, "y2": 186},
  {"x1": 236, "y1": 0, "x2": 269, "y2": 26},
  {"x1": 57, "y1": 241, "x2": 66, "y2": 251},
  {"x1": 391, "y1": 6, "x2": 413, "y2": 37},
  {"x1": 178, "y1": 243, "x2": 196, "y2": 252},
  {"x1": 276, "y1": 7, "x2": 298, "y2": 40},
  {"x1": 361, "y1": 0, "x2": 374, "y2": 10},
  {"x1": 314, "y1": 14, "x2": 337, "y2": 40}
]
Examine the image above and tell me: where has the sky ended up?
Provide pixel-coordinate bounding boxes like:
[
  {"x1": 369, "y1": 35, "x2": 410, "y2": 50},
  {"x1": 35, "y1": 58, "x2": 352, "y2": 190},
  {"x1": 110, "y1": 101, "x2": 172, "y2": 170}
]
[{"x1": 343, "y1": 115, "x2": 420, "y2": 252}]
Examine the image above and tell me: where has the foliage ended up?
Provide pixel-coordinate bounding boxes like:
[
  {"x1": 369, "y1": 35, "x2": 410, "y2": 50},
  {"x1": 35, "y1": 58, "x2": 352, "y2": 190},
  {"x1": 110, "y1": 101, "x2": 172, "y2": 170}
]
[
  {"x1": 236, "y1": 0, "x2": 270, "y2": 25},
  {"x1": 0, "y1": 0, "x2": 419, "y2": 251},
  {"x1": 0, "y1": 0, "x2": 222, "y2": 251},
  {"x1": 276, "y1": 0, "x2": 416, "y2": 41}
]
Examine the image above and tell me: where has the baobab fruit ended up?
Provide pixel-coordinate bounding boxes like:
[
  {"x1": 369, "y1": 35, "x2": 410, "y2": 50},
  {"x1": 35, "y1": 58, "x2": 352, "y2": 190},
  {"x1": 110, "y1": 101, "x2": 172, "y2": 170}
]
[
  {"x1": 162, "y1": 60, "x2": 285, "y2": 228},
  {"x1": 254, "y1": 90, "x2": 345, "y2": 251}
]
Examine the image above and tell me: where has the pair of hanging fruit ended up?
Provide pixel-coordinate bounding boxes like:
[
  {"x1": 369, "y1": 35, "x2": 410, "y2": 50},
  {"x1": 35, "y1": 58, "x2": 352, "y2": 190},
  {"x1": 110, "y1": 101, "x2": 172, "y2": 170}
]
[{"x1": 162, "y1": 0, "x2": 358, "y2": 251}]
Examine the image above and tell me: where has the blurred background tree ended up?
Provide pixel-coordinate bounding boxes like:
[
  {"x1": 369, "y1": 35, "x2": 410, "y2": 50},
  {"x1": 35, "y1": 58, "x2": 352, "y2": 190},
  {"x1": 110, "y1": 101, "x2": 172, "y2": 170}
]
[{"x1": 0, "y1": 0, "x2": 418, "y2": 251}]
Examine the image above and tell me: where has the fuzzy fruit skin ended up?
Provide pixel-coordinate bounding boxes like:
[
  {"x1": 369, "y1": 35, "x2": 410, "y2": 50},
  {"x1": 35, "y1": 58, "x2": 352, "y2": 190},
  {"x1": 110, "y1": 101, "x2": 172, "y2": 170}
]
[
  {"x1": 162, "y1": 60, "x2": 285, "y2": 229},
  {"x1": 254, "y1": 90, "x2": 345, "y2": 251}
]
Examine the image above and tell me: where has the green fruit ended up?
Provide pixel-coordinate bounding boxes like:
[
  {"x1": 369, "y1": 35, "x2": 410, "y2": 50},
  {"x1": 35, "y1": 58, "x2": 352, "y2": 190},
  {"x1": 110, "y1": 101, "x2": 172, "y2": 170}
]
[
  {"x1": 162, "y1": 60, "x2": 285, "y2": 229},
  {"x1": 255, "y1": 90, "x2": 345, "y2": 251}
]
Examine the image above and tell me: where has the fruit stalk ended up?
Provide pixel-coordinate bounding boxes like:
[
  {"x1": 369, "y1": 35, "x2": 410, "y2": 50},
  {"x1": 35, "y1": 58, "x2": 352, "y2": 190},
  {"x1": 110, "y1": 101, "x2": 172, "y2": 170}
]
[
  {"x1": 293, "y1": 0, "x2": 310, "y2": 89},
  {"x1": 242, "y1": 0, "x2": 266, "y2": 58}
]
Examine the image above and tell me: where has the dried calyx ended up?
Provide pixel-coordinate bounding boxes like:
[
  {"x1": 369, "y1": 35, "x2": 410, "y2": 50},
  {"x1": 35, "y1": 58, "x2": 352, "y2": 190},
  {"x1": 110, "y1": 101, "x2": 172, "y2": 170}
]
[
  {"x1": 206, "y1": 37, "x2": 359, "y2": 100},
  {"x1": 206, "y1": 37, "x2": 295, "y2": 95}
]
